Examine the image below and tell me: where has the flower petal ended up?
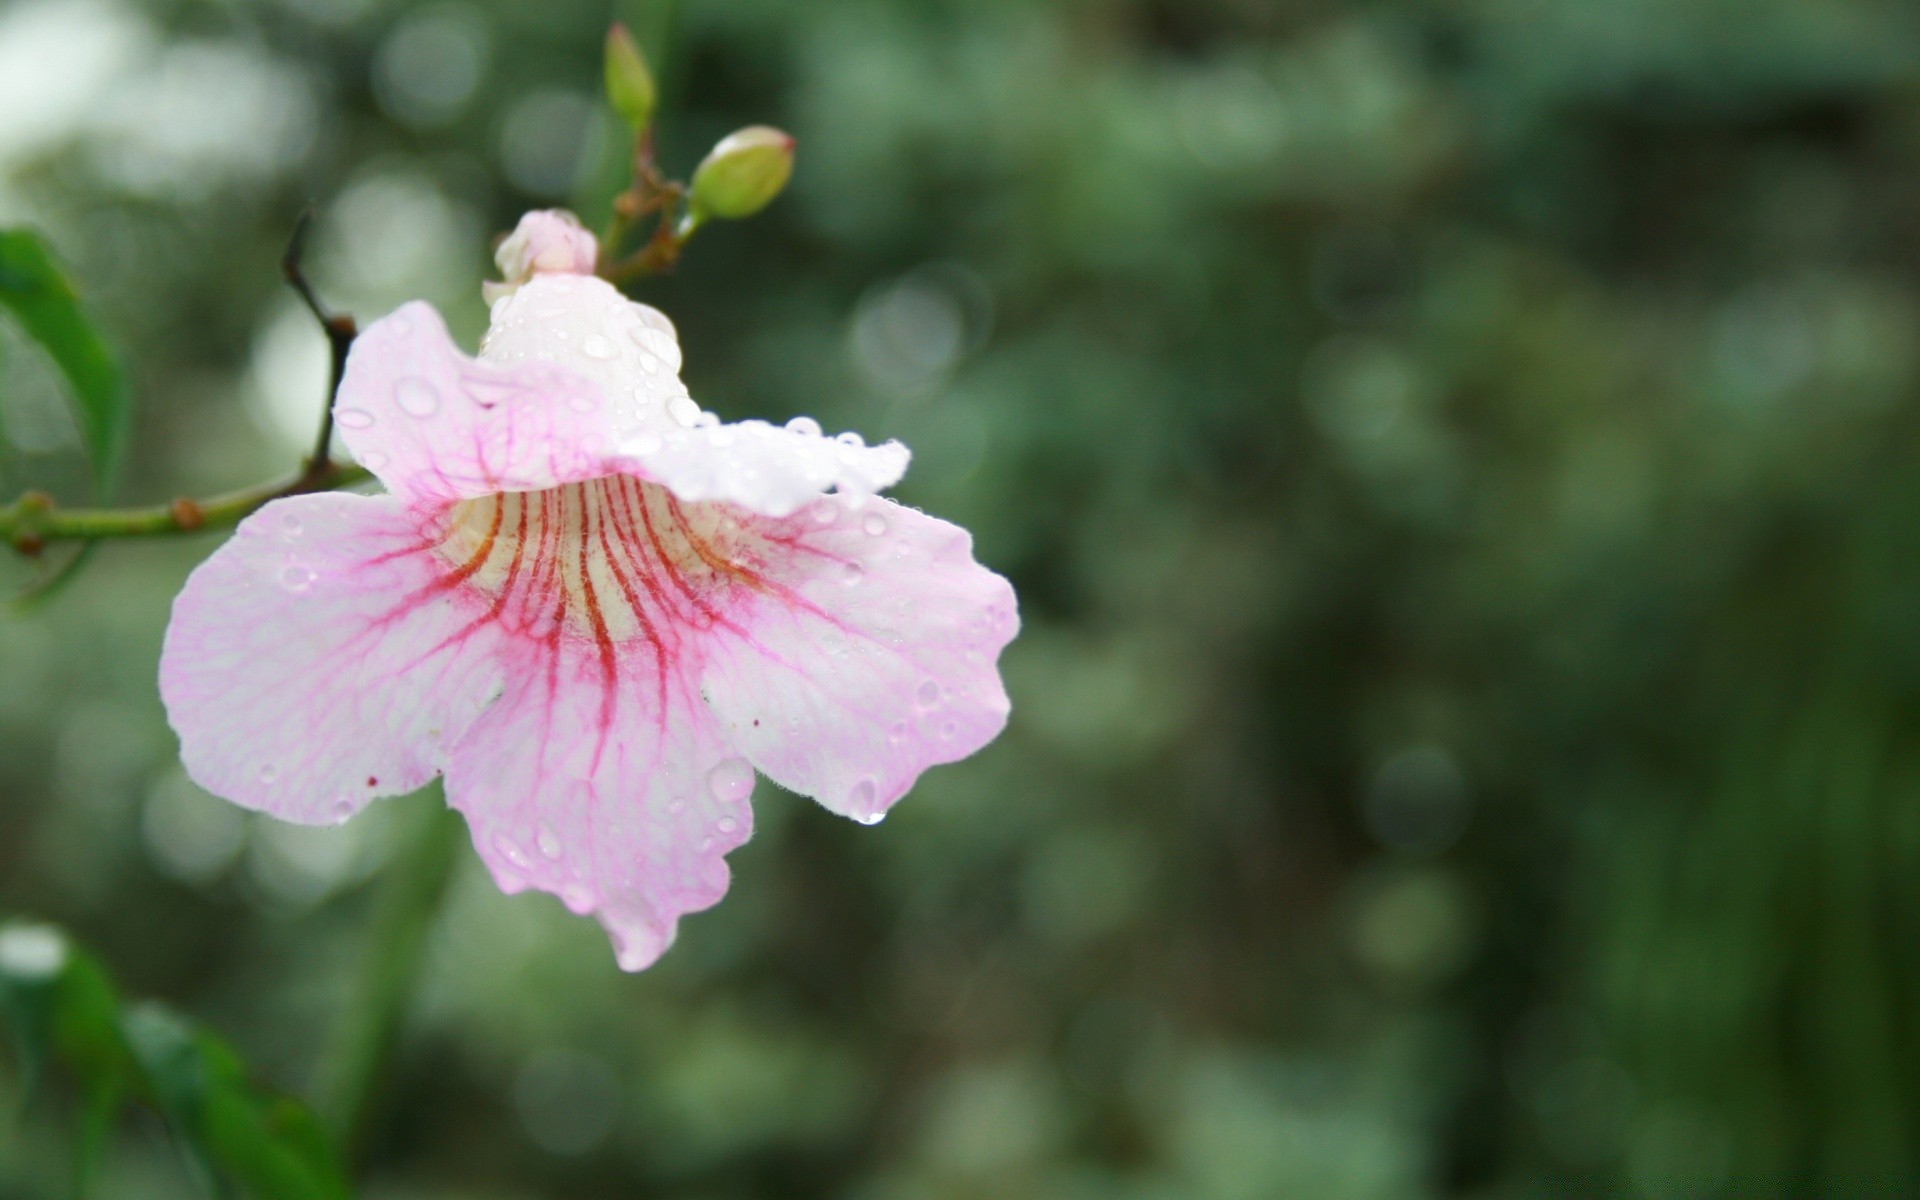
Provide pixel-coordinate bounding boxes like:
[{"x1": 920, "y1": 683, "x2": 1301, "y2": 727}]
[
  {"x1": 699, "y1": 496, "x2": 1017, "y2": 822},
  {"x1": 159, "y1": 493, "x2": 508, "y2": 825},
  {"x1": 333, "y1": 301, "x2": 623, "y2": 504},
  {"x1": 441, "y1": 637, "x2": 752, "y2": 971},
  {"x1": 619, "y1": 419, "x2": 911, "y2": 518}
]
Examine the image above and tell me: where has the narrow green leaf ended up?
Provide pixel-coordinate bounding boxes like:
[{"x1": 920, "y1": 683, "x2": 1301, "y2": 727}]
[
  {"x1": 0, "y1": 229, "x2": 130, "y2": 495},
  {"x1": 0, "y1": 923, "x2": 136, "y2": 1196},
  {"x1": 125, "y1": 1005, "x2": 350, "y2": 1200},
  {"x1": 1, "y1": 924, "x2": 350, "y2": 1200}
]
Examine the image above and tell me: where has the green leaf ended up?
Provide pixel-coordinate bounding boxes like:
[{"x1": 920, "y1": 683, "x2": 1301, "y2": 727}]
[
  {"x1": 0, "y1": 229, "x2": 130, "y2": 495},
  {"x1": 0, "y1": 923, "x2": 135, "y2": 1195},
  {"x1": 0, "y1": 922, "x2": 352, "y2": 1200}
]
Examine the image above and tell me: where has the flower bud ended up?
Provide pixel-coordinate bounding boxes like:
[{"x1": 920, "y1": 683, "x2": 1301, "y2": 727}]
[
  {"x1": 604, "y1": 23, "x2": 657, "y2": 133},
  {"x1": 689, "y1": 126, "x2": 795, "y2": 222},
  {"x1": 485, "y1": 209, "x2": 599, "y2": 303}
]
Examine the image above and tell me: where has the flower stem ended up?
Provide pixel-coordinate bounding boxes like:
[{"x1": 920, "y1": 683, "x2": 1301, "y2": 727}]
[
  {"x1": 318, "y1": 789, "x2": 465, "y2": 1171},
  {"x1": 0, "y1": 461, "x2": 371, "y2": 554}
]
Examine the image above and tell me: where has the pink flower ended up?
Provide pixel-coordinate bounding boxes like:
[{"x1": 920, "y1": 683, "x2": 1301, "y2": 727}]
[{"x1": 159, "y1": 212, "x2": 1017, "y2": 970}]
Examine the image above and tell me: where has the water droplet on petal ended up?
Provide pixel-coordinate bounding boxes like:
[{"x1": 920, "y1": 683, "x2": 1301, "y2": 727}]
[
  {"x1": 279, "y1": 563, "x2": 316, "y2": 592},
  {"x1": 629, "y1": 430, "x2": 664, "y2": 455},
  {"x1": 857, "y1": 811, "x2": 885, "y2": 825},
  {"x1": 281, "y1": 513, "x2": 303, "y2": 538},
  {"x1": 336, "y1": 407, "x2": 375, "y2": 429},
  {"x1": 812, "y1": 499, "x2": 839, "y2": 525},
  {"x1": 361, "y1": 450, "x2": 390, "y2": 470},
  {"x1": 536, "y1": 822, "x2": 562, "y2": 860},
  {"x1": 333, "y1": 798, "x2": 356, "y2": 820},
  {"x1": 668, "y1": 798, "x2": 686, "y2": 814},
  {"x1": 863, "y1": 513, "x2": 888, "y2": 536},
  {"x1": 785, "y1": 416, "x2": 822, "y2": 437},
  {"x1": 916, "y1": 680, "x2": 942, "y2": 709},
  {"x1": 699, "y1": 835, "x2": 715, "y2": 851},
  {"x1": 835, "y1": 431, "x2": 865, "y2": 449},
  {"x1": 708, "y1": 426, "x2": 736, "y2": 447},
  {"x1": 940, "y1": 721, "x2": 958, "y2": 740},
  {"x1": 888, "y1": 720, "x2": 908, "y2": 744},
  {"x1": 582, "y1": 333, "x2": 616, "y2": 359},
  {"x1": 707, "y1": 757, "x2": 755, "y2": 804},
  {"x1": 717, "y1": 816, "x2": 738, "y2": 834},
  {"x1": 668, "y1": 395, "x2": 700, "y2": 426},
  {"x1": 257, "y1": 763, "x2": 278, "y2": 784},
  {"x1": 494, "y1": 834, "x2": 530, "y2": 869},
  {"x1": 841, "y1": 561, "x2": 866, "y2": 585},
  {"x1": 561, "y1": 884, "x2": 593, "y2": 912},
  {"x1": 693, "y1": 411, "x2": 720, "y2": 429},
  {"x1": 848, "y1": 778, "x2": 877, "y2": 814},
  {"x1": 395, "y1": 377, "x2": 441, "y2": 417}
]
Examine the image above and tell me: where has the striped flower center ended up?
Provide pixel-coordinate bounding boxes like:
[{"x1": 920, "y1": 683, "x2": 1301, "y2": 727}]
[{"x1": 435, "y1": 475, "x2": 769, "y2": 648}]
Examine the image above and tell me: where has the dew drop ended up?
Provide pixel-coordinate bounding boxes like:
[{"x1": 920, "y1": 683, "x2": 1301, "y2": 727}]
[
  {"x1": 785, "y1": 416, "x2": 822, "y2": 438},
  {"x1": 280, "y1": 513, "x2": 303, "y2": 538},
  {"x1": 812, "y1": 499, "x2": 839, "y2": 525},
  {"x1": 835, "y1": 431, "x2": 865, "y2": 449},
  {"x1": 395, "y1": 376, "x2": 441, "y2": 418},
  {"x1": 841, "y1": 561, "x2": 866, "y2": 585},
  {"x1": 699, "y1": 835, "x2": 715, "y2": 852},
  {"x1": 848, "y1": 778, "x2": 877, "y2": 813},
  {"x1": 862, "y1": 513, "x2": 888, "y2": 537},
  {"x1": 561, "y1": 884, "x2": 593, "y2": 912},
  {"x1": 333, "y1": 798, "x2": 356, "y2": 820},
  {"x1": 707, "y1": 757, "x2": 755, "y2": 804},
  {"x1": 667, "y1": 395, "x2": 701, "y2": 426},
  {"x1": 628, "y1": 430, "x2": 664, "y2": 455},
  {"x1": 693, "y1": 411, "x2": 720, "y2": 429},
  {"x1": 640, "y1": 355, "x2": 660, "y2": 375},
  {"x1": 279, "y1": 563, "x2": 316, "y2": 592},
  {"x1": 857, "y1": 811, "x2": 885, "y2": 826},
  {"x1": 668, "y1": 798, "x2": 686, "y2": 814},
  {"x1": 493, "y1": 834, "x2": 530, "y2": 869},
  {"x1": 257, "y1": 763, "x2": 278, "y2": 784},
  {"x1": 582, "y1": 333, "x2": 616, "y2": 359},
  {"x1": 335, "y1": 407, "x2": 375, "y2": 429},
  {"x1": 708, "y1": 426, "x2": 736, "y2": 447},
  {"x1": 536, "y1": 822, "x2": 562, "y2": 860},
  {"x1": 361, "y1": 450, "x2": 390, "y2": 470},
  {"x1": 888, "y1": 720, "x2": 908, "y2": 744},
  {"x1": 717, "y1": 816, "x2": 738, "y2": 835},
  {"x1": 916, "y1": 680, "x2": 943, "y2": 709},
  {"x1": 566, "y1": 393, "x2": 598, "y2": 413},
  {"x1": 941, "y1": 721, "x2": 958, "y2": 740}
]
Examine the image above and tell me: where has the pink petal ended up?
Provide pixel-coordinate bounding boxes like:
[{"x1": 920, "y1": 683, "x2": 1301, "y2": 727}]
[
  {"x1": 333, "y1": 301, "x2": 621, "y2": 504},
  {"x1": 618, "y1": 419, "x2": 910, "y2": 518},
  {"x1": 441, "y1": 635, "x2": 752, "y2": 972},
  {"x1": 698, "y1": 495, "x2": 1018, "y2": 823},
  {"x1": 158, "y1": 493, "x2": 508, "y2": 825},
  {"x1": 334, "y1": 277, "x2": 694, "y2": 506}
]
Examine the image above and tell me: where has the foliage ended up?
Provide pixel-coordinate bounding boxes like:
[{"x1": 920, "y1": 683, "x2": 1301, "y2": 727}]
[{"x1": 0, "y1": 922, "x2": 347, "y2": 1198}]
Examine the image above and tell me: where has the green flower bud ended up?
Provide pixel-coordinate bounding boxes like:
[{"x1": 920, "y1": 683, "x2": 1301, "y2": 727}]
[
  {"x1": 689, "y1": 126, "x2": 796, "y2": 221},
  {"x1": 604, "y1": 23, "x2": 656, "y2": 133}
]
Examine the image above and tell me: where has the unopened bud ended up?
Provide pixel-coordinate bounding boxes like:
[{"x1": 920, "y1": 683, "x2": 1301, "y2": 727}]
[
  {"x1": 485, "y1": 209, "x2": 599, "y2": 302},
  {"x1": 689, "y1": 126, "x2": 795, "y2": 222},
  {"x1": 604, "y1": 24, "x2": 656, "y2": 133}
]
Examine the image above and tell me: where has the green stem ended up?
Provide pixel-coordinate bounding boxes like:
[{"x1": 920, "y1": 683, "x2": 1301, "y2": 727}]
[
  {"x1": 0, "y1": 461, "x2": 371, "y2": 552},
  {"x1": 318, "y1": 792, "x2": 464, "y2": 1170}
]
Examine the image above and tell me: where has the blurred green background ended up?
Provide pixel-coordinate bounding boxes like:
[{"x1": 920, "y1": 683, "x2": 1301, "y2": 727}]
[{"x1": 5, "y1": 0, "x2": 1920, "y2": 1194}]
